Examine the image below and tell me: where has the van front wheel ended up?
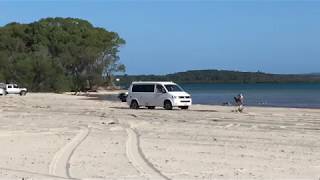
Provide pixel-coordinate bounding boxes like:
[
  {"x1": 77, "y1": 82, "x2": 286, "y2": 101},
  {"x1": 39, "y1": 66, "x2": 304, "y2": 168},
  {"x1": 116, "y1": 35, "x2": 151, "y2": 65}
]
[
  {"x1": 164, "y1": 100, "x2": 173, "y2": 110},
  {"x1": 130, "y1": 100, "x2": 139, "y2": 109}
]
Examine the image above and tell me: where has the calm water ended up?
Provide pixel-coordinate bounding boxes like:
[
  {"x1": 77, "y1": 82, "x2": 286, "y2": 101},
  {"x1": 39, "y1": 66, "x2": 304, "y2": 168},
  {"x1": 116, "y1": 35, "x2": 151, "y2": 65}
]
[{"x1": 179, "y1": 83, "x2": 320, "y2": 108}]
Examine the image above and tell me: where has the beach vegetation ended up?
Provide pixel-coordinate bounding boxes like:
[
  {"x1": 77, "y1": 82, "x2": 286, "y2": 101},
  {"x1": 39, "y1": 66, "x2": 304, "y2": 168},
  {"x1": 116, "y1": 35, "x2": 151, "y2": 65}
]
[{"x1": 0, "y1": 17, "x2": 125, "y2": 92}]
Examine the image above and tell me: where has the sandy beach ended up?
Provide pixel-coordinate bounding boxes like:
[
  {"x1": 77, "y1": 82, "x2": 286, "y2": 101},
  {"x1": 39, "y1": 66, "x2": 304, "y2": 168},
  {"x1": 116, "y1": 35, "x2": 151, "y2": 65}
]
[{"x1": 0, "y1": 92, "x2": 319, "y2": 179}]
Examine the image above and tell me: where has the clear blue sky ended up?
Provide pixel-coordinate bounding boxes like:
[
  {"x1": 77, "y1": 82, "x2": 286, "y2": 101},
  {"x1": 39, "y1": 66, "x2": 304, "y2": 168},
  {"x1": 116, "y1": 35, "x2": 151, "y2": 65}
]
[{"x1": 1, "y1": 0, "x2": 320, "y2": 75}]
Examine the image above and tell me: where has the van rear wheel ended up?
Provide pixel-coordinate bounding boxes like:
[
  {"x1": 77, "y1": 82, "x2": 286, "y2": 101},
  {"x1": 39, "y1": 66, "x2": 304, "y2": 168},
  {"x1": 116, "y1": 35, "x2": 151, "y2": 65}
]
[
  {"x1": 164, "y1": 100, "x2": 173, "y2": 110},
  {"x1": 130, "y1": 100, "x2": 139, "y2": 109}
]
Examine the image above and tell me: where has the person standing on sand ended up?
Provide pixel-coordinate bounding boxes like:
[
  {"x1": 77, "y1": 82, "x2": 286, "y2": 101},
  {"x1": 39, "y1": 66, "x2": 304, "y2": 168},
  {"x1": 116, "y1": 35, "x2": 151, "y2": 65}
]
[{"x1": 234, "y1": 93, "x2": 244, "y2": 112}]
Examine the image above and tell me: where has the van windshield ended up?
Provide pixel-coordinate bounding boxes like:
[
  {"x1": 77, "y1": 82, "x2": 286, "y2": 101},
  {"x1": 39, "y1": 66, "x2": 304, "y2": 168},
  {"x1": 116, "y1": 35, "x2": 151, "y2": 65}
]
[{"x1": 165, "y1": 85, "x2": 183, "y2": 92}]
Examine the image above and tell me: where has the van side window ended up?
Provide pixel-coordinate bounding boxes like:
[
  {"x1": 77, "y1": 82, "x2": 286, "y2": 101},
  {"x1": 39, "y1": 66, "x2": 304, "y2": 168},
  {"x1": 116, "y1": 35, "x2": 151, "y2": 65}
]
[
  {"x1": 8, "y1": 85, "x2": 12, "y2": 88},
  {"x1": 132, "y1": 85, "x2": 155, "y2": 92},
  {"x1": 156, "y1": 85, "x2": 165, "y2": 93},
  {"x1": 14, "y1": 84, "x2": 18, "y2": 88}
]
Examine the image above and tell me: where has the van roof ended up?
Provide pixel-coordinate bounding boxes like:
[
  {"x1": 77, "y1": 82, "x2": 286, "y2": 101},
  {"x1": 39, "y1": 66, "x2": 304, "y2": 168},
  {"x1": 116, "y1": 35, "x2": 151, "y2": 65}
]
[{"x1": 131, "y1": 81, "x2": 176, "y2": 85}]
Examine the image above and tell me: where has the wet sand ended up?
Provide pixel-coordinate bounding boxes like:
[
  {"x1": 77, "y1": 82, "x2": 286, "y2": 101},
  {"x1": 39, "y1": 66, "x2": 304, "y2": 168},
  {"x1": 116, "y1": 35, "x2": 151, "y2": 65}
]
[{"x1": 0, "y1": 92, "x2": 319, "y2": 179}]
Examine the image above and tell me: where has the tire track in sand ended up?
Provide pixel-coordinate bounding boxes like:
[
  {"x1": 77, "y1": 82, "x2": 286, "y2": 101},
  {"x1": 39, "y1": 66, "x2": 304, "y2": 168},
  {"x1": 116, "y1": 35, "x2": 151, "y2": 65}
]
[
  {"x1": 49, "y1": 126, "x2": 90, "y2": 178},
  {"x1": 125, "y1": 127, "x2": 170, "y2": 180}
]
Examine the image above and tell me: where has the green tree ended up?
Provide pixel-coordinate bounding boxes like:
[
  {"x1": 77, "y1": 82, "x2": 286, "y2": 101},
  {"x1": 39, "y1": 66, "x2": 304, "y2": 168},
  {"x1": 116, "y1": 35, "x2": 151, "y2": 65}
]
[{"x1": 0, "y1": 17, "x2": 126, "y2": 92}]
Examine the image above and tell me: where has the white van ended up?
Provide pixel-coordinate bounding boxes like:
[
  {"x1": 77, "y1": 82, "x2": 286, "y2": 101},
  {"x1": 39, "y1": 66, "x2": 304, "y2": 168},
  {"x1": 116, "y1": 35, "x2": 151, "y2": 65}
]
[{"x1": 127, "y1": 81, "x2": 192, "y2": 110}]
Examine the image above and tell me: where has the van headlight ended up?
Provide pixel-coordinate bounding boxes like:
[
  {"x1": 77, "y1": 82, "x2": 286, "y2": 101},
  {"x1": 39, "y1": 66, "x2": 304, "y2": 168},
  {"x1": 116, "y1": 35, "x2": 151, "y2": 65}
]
[{"x1": 172, "y1": 96, "x2": 177, "y2": 99}]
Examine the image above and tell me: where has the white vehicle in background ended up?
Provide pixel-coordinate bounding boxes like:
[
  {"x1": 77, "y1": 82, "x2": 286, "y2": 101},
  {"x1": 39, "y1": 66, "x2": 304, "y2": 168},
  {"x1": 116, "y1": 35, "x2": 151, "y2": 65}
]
[
  {"x1": 0, "y1": 83, "x2": 6, "y2": 96},
  {"x1": 5, "y1": 84, "x2": 28, "y2": 96},
  {"x1": 127, "y1": 81, "x2": 192, "y2": 110},
  {"x1": 0, "y1": 88, "x2": 5, "y2": 96}
]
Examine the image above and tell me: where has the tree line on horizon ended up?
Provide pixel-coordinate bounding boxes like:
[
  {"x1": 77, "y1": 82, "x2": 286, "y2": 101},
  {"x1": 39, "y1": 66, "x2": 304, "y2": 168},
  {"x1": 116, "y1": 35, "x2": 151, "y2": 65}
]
[
  {"x1": 0, "y1": 17, "x2": 125, "y2": 92},
  {"x1": 116, "y1": 70, "x2": 320, "y2": 85}
]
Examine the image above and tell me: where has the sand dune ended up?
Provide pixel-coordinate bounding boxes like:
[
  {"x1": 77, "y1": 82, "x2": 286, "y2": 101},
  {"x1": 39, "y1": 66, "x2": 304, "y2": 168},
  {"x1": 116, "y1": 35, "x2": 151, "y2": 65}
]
[{"x1": 0, "y1": 92, "x2": 319, "y2": 179}]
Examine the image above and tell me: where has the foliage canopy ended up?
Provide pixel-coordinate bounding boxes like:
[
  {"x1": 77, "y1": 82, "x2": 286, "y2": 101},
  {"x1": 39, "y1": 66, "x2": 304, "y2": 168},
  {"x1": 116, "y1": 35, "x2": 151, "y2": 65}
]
[{"x1": 0, "y1": 17, "x2": 125, "y2": 92}]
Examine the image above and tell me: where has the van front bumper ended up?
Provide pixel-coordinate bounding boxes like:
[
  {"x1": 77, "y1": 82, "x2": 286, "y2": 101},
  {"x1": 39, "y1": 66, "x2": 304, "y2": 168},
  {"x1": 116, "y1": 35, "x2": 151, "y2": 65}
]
[{"x1": 172, "y1": 99, "x2": 192, "y2": 106}]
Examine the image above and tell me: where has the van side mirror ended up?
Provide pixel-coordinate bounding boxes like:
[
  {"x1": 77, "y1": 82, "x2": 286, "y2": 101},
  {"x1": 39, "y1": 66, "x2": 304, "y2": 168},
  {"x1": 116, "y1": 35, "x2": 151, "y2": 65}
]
[{"x1": 161, "y1": 89, "x2": 166, "y2": 94}]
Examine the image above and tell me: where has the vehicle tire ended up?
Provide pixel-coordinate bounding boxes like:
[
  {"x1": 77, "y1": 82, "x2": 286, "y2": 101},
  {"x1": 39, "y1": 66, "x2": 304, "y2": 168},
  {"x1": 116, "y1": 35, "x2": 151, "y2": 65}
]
[
  {"x1": 130, "y1": 100, "x2": 139, "y2": 109},
  {"x1": 164, "y1": 100, "x2": 173, "y2": 110},
  {"x1": 179, "y1": 106, "x2": 189, "y2": 110},
  {"x1": 147, "y1": 106, "x2": 155, "y2": 109},
  {"x1": 20, "y1": 91, "x2": 27, "y2": 96}
]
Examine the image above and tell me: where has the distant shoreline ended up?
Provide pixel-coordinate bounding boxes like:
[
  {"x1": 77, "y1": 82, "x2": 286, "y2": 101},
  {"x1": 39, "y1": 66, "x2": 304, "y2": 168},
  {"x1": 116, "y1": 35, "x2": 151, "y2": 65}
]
[
  {"x1": 116, "y1": 69, "x2": 320, "y2": 85},
  {"x1": 85, "y1": 90, "x2": 320, "y2": 110},
  {"x1": 192, "y1": 103, "x2": 320, "y2": 110}
]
